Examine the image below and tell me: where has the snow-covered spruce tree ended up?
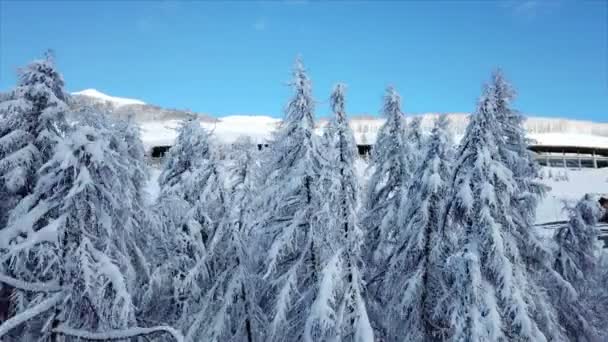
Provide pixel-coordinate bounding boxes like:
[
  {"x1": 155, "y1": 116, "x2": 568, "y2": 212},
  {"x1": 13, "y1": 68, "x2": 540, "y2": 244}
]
[
  {"x1": 446, "y1": 86, "x2": 561, "y2": 342},
  {"x1": 488, "y1": 70, "x2": 564, "y2": 338},
  {"x1": 305, "y1": 84, "x2": 373, "y2": 342},
  {"x1": 254, "y1": 58, "x2": 325, "y2": 341},
  {"x1": 185, "y1": 137, "x2": 264, "y2": 342},
  {"x1": 405, "y1": 116, "x2": 425, "y2": 172},
  {"x1": 143, "y1": 119, "x2": 226, "y2": 337},
  {"x1": 546, "y1": 195, "x2": 605, "y2": 341},
  {"x1": 159, "y1": 119, "x2": 226, "y2": 246},
  {"x1": 0, "y1": 119, "x2": 182, "y2": 341},
  {"x1": 491, "y1": 69, "x2": 547, "y2": 233},
  {"x1": 378, "y1": 115, "x2": 453, "y2": 341},
  {"x1": 359, "y1": 87, "x2": 410, "y2": 337},
  {"x1": 0, "y1": 52, "x2": 69, "y2": 228},
  {"x1": 361, "y1": 86, "x2": 410, "y2": 261},
  {"x1": 139, "y1": 193, "x2": 196, "y2": 336}
]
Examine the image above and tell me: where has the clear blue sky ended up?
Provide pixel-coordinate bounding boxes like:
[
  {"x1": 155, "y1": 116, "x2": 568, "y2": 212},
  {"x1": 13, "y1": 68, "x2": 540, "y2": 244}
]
[{"x1": 1, "y1": 1, "x2": 606, "y2": 121}]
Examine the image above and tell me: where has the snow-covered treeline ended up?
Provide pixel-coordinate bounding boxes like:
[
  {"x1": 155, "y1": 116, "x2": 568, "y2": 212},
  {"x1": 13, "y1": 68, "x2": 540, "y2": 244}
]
[{"x1": 1, "y1": 53, "x2": 607, "y2": 342}]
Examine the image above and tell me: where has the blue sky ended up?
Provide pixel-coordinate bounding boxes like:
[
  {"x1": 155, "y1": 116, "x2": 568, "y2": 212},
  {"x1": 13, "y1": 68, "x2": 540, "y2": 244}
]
[{"x1": 1, "y1": 1, "x2": 606, "y2": 121}]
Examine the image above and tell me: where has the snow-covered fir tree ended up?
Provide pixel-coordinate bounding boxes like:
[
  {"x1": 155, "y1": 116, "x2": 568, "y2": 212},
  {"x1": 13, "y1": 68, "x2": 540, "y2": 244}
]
[
  {"x1": 446, "y1": 85, "x2": 561, "y2": 341},
  {"x1": 254, "y1": 58, "x2": 326, "y2": 341},
  {"x1": 487, "y1": 70, "x2": 564, "y2": 339},
  {"x1": 0, "y1": 124, "x2": 129, "y2": 340},
  {"x1": 491, "y1": 70, "x2": 548, "y2": 252},
  {"x1": 359, "y1": 87, "x2": 410, "y2": 337},
  {"x1": 139, "y1": 193, "x2": 196, "y2": 336},
  {"x1": 361, "y1": 86, "x2": 410, "y2": 260},
  {"x1": 378, "y1": 115, "x2": 453, "y2": 341},
  {"x1": 144, "y1": 119, "x2": 227, "y2": 338},
  {"x1": 185, "y1": 137, "x2": 264, "y2": 342},
  {"x1": 0, "y1": 108, "x2": 182, "y2": 341},
  {"x1": 71, "y1": 108, "x2": 153, "y2": 295},
  {"x1": 546, "y1": 195, "x2": 606, "y2": 341},
  {"x1": 405, "y1": 116, "x2": 425, "y2": 172},
  {"x1": 0, "y1": 52, "x2": 69, "y2": 228},
  {"x1": 159, "y1": 119, "x2": 226, "y2": 246},
  {"x1": 305, "y1": 84, "x2": 373, "y2": 342}
]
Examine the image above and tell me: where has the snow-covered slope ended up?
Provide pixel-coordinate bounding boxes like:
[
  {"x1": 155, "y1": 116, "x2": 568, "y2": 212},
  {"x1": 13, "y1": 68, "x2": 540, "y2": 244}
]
[
  {"x1": 69, "y1": 89, "x2": 608, "y2": 151},
  {"x1": 139, "y1": 115, "x2": 281, "y2": 149},
  {"x1": 139, "y1": 114, "x2": 608, "y2": 151},
  {"x1": 537, "y1": 167, "x2": 608, "y2": 223},
  {"x1": 71, "y1": 89, "x2": 146, "y2": 107}
]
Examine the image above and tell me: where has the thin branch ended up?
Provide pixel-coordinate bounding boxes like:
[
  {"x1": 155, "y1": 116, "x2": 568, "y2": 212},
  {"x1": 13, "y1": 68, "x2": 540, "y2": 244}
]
[
  {"x1": 0, "y1": 292, "x2": 64, "y2": 338},
  {"x1": 53, "y1": 324, "x2": 185, "y2": 342},
  {"x1": 0, "y1": 273, "x2": 62, "y2": 292}
]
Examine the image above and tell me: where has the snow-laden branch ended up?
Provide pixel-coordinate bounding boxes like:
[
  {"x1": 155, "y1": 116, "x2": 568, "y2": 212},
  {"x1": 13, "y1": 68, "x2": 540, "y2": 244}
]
[
  {"x1": 53, "y1": 324, "x2": 184, "y2": 342},
  {"x1": 0, "y1": 273, "x2": 62, "y2": 292},
  {"x1": 0, "y1": 292, "x2": 64, "y2": 338}
]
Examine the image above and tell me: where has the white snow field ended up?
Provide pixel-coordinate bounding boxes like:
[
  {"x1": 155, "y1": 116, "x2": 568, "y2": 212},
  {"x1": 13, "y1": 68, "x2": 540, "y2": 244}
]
[
  {"x1": 137, "y1": 116, "x2": 608, "y2": 152},
  {"x1": 536, "y1": 167, "x2": 608, "y2": 223},
  {"x1": 138, "y1": 115, "x2": 281, "y2": 150}
]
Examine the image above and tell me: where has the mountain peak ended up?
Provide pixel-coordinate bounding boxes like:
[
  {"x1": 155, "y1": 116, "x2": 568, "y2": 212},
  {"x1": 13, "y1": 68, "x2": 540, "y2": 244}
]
[{"x1": 72, "y1": 88, "x2": 145, "y2": 107}]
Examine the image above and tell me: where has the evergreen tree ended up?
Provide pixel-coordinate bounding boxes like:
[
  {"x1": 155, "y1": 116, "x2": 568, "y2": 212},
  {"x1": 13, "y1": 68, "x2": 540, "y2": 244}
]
[
  {"x1": 446, "y1": 86, "x2": 560, "y2": 342},
  {"x1": 546, "y1": 195, "x2": 605, "y2": 341},
  {"x1": 488, "y1": 70, "x2": 563, "y2": 338},
  {"x1": 491, "y1": 69, "x2": 547, "y2": 236},
  {"x1": 306, "y1": 84, "x2": 373, "y2": 342},
  {"x1": 159, "y1": 119, "x2": 226, "y2": 245},
  {"x1": 0, "y1": 52, "x2": 69, "y2": 228},
  {"x1": 186, "y1": 138, "x2": 264, "y2": 342},
  {"x1": 379, "y1": 115, "x2": 453, "y2": 341},
  {"x1": 255, "y1": 58, "x2": 324, "y2": 341},
  {"x1": 145, "y1": 119, "x2": 227, "y2": 337},
  {"x1": 0, "y1": 110, "x2": 182, "y2": 341},
  {"x1": 359, "y1": 87, "x2": 410, "y2": 337},
  {"x1": 0, "y1": 122, "x2": 136, "y2": 340},
  {"x1": 405, "y1": 116, "x2": 425, "y2": 172}
]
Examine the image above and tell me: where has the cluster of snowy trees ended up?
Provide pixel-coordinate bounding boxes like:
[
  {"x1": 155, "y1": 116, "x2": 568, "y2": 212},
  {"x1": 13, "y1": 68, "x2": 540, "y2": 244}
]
[{"x1": 0, "y1": 53, "x2": 606, "y2": 341}]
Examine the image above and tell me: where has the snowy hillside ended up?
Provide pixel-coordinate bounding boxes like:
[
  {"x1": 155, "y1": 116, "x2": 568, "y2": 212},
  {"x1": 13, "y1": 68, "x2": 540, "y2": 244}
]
[
  {"x1": 139, "y1": 114, "x2": 608, "y2": 151},
  {"x1": 70, "y1": 89, "x2": 608, "y2": 150},
  {"x1": 71, "y1": 89, "x2": 146, "y2": 107}
]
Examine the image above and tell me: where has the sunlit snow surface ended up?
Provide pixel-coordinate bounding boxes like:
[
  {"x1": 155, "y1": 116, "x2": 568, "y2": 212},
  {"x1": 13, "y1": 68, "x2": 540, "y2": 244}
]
[
  {"x1": 536, "y1": 167, "x2": 608, "y2": 223},
  {"x1": 71, "y1": 89, "x2": 146, "y2": 107}
]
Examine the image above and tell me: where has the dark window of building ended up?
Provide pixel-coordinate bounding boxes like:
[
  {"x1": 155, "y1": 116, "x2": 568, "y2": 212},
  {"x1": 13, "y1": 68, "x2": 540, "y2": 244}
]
[
  {"x1": 151, "y1": 146, "x2": 172, "y2": 158},
  {"x1": 358, "y1": 144, "x2": 372, "y2": 157}
]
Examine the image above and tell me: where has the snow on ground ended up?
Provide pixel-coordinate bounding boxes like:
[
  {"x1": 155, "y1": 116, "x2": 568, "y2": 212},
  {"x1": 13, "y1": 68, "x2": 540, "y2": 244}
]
[
  {"x1": 145, "y1": 168, "x2": 162, "y2": 205},
  {"x1": 71, "y1": 89, "x2": 146, "y2": 107},
  {"x1": 140, "y1": 115, "x2": 281, "y2": 151},
  {"x1": 536, "y1": 167, "x2": 608, "y2": 223},
  {"x1": 138, "y1": 116, "x2": 608, "y2": 154},
  {"x1": 140, "y1": 120, "x2": 182, "y2": 150},
  {"x1": 207, "y1": 115, "x2": 281, "y2": 144}
]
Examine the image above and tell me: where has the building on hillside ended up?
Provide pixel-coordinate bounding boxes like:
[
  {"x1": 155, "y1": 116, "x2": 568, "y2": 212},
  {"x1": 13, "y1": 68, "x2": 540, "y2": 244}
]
[{"x1": 144, "y1": 115, "x2": 608, "y2": 169}]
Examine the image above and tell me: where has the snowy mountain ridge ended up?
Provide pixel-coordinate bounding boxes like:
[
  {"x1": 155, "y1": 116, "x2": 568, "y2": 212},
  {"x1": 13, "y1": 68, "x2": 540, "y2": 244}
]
[
  {"x1": 71, "y1": 89, "x2": 146, "y2": 107},
  {"x1": 70, "y1": 89, "x2": 608, "y2": 149}
]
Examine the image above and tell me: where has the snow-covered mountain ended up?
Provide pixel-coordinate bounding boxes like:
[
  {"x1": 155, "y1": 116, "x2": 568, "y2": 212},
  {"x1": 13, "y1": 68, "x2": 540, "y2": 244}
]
[
  {"x1": 71, "y1": 89, "x2": 146, "y2": 107},
  {"x1": 70, "y1": 89, "x2": 217, "y2": 125},
  {"x1": 70, "y1": 89, "x2": 608, "y2": 151}
]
